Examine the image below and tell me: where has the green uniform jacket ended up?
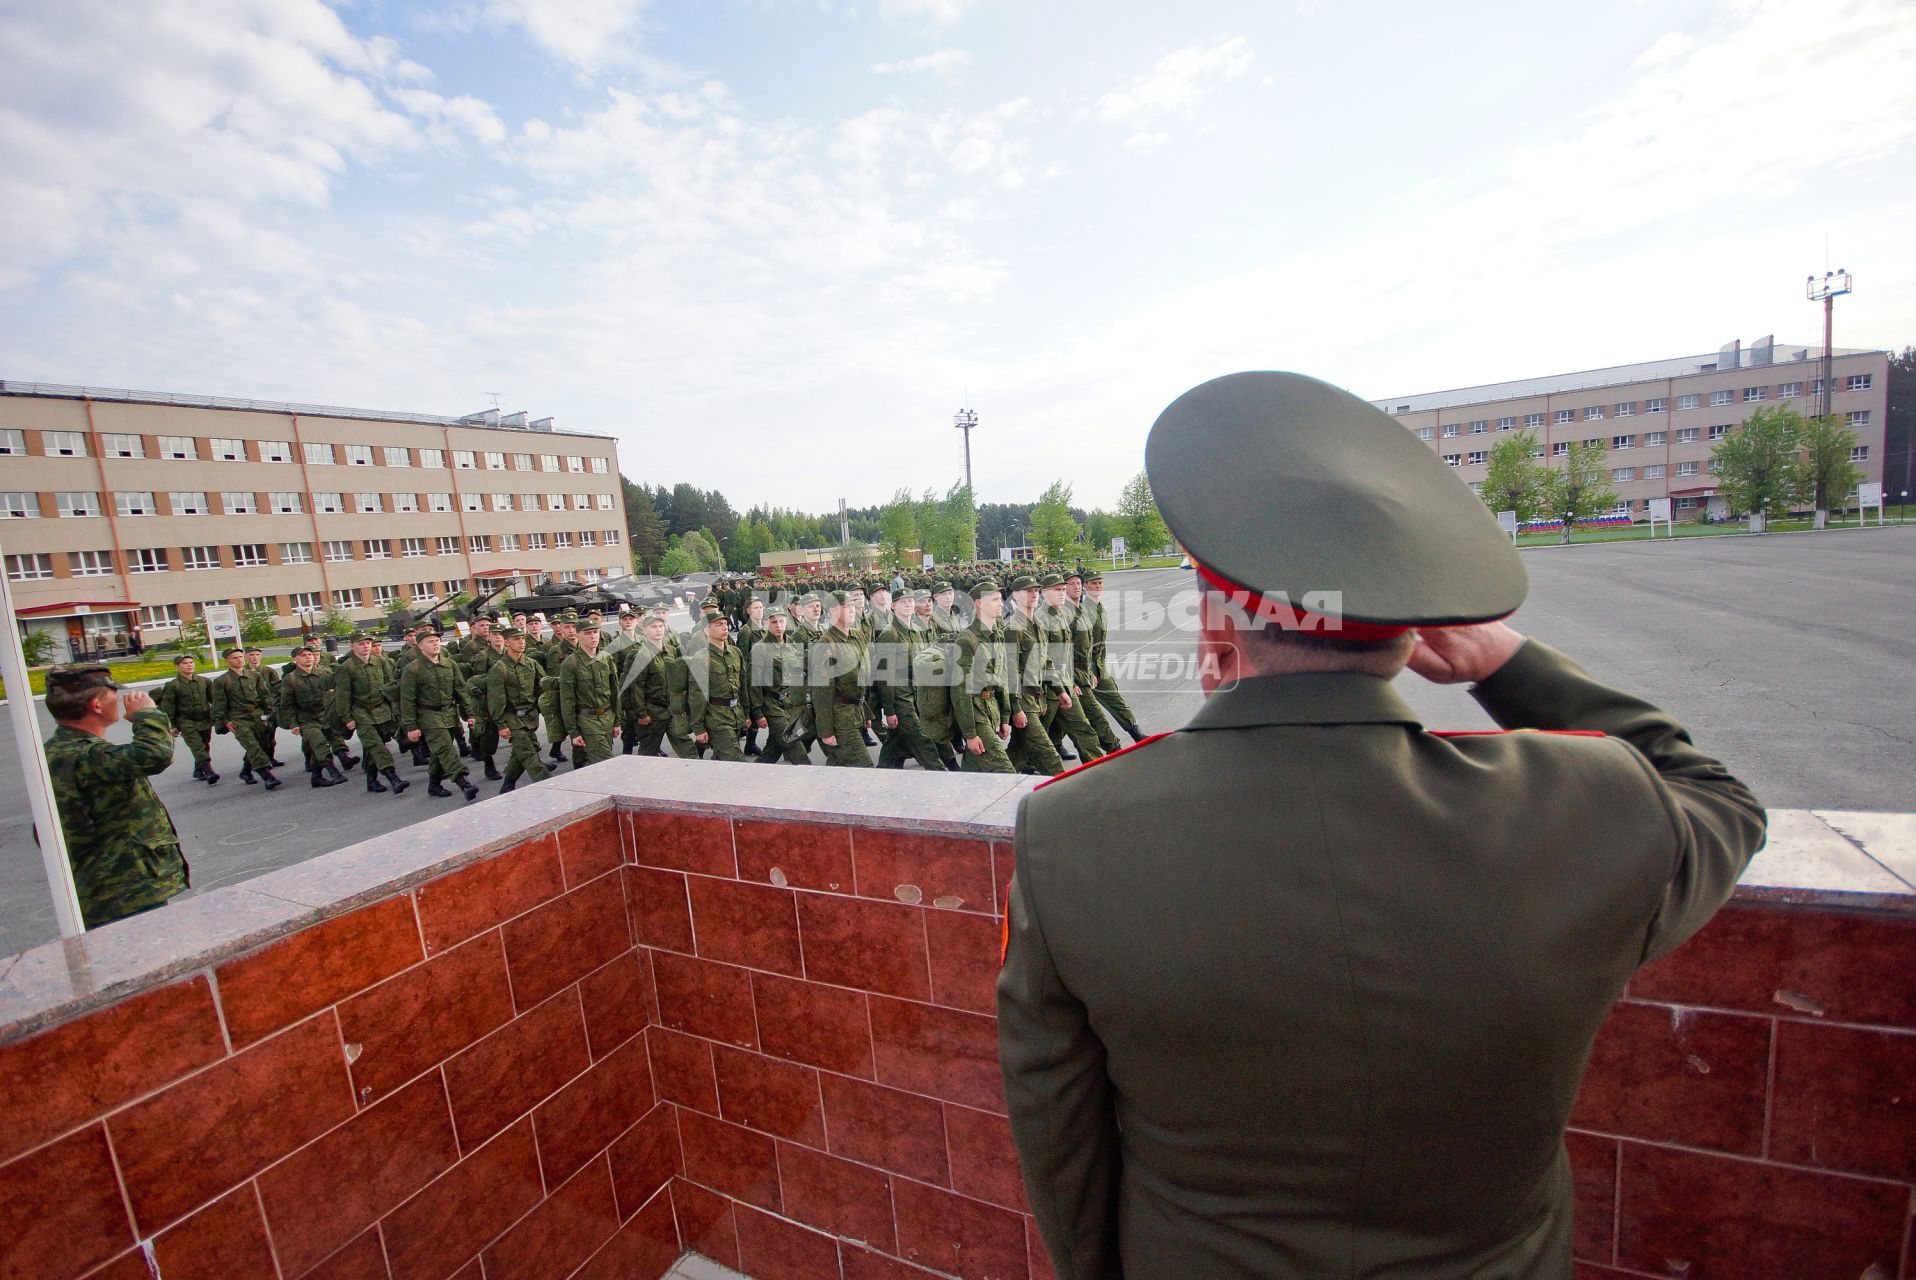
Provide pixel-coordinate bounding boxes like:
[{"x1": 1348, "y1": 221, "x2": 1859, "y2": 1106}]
[
  {"x1": 999, "y1": 640, "x2": 1768, "y2": 1280},
  {"x1": 210, "y1": 668, "x2": 273, "y2": 722},
  {"x1": 487, "y1": 654, "x2": 547, "y2": 730},
  {"x1": 156, "y1": 673, "x2": 214, "y2": 726},
  {"x1": 278, "y1": 666, "x2": 335, "y2": 723},
  {"x1": 621, "y1": 641, "x2": 675, "y2": 719},
  {"x1": 400, "y1": 655, "x2": 474, "y2": 732},
  {"x1": 45, "y1": 709, "x2": 186, "y2": 927},
  {"x1": 683, "y1": 642, "x2": 747, "y2": 733},
  {"x1": 951, "y1": 622, "x2": 1013, "y2": 741},
  {"x1": 559, "y1": 650, "x2": 620, "y2": 737},
  {"x1": 332, "y1": 653, "x2": 399, "y2": 725},
  {"x1": 746, "y1": 635, "x2": 807, "y2": 723},
  {"x1": 805, "y1": 627, "x2": 867, "y2": 731}
]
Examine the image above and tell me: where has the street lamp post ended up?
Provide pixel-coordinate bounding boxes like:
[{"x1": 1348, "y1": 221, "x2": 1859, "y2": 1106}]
[
  {"x1": 1806, "y1": 269, "x2": 1853, "y2": 421},
  {"x1": 954, "y1": 408, "x2": 979, "y2": 561}
]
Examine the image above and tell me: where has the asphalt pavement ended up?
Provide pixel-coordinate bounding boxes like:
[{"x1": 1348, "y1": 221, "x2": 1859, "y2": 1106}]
[{"x1": 3, "y1": 526, "x2": 1911, "y2": 955}]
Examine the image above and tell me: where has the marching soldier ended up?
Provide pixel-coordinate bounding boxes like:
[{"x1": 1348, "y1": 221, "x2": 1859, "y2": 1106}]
[
  {"x1": 463, "y1": 628, "x2": 507, "y2": 781},
  {"x1": 279, "y1": 646, "x2": 347, "y2": 787},
  {"x1": 808, "y1": 592, "x2": 873, "y2": 766},
  {"x1": 678, "y1": 611, "x2": 748, "y2": 761},
  {"x1": 538, "y1": 612, "x2": 578, "y2": 766},
  {"x1": 951, "y1": 580, "x2": 1015, "y2": 773},
  {"x1": 738, "y1": 596, "x2": 769, "y2": 756},
  {"x1": 875, "y1": 588, "x2": 948, "y2": 770},
  {"x1": 155, "y1": 653, "x2": 219, "y2": 784},
  {"x1": 210, "y1": 646, "x2": 281, "y2": 789},
  {"x1": 748, "y1": 605, "x2": 812, "y2": 765},
  {"x1": 400, "y1": 629, "x2": 480, "y2": 800},
  {"x1": 333, "y1": 633, "x2": 411, "y2": 794},
  {"x1": 1079, "y1": 569, "x2": 1146, "y2": 743},
  {"x1": 1002, "y1": 577, "x2": 1066, "y2": 775},
  {"x1": 559, "y1": 621, "x2": 621, "y2": 766},
  {"x1": 245, "y1": 648, "x2": 285, "y2": 765},
  {"x1": 908, "y1": 600, "x2": 964, "y2": 772},
  {"x1": 1061, "y1": 571, "x2": 1122, "y2": 753},
  {"x1": 1037, "y1": 573, "x2": 1107, "y2": 763},
  {"x1": 621, "y1": 611, "x2": 679, "y2": 758},
  {"x1": 486, "y1": 626, "x2": 549, "y2": 792}
]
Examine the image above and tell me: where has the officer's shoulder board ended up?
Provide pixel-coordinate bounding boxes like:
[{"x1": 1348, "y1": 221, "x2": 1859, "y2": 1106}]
[{"x1": 1033, "y1": 730, "x2": 1175, "y2": 791}]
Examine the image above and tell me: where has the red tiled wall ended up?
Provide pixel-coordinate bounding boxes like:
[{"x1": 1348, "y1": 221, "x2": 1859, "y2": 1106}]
[{"x1": 0, "y1": 810, "x2": 682, "y2": 1280}]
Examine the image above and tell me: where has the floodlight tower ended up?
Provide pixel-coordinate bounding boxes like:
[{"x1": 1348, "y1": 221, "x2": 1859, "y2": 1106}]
[
  {"x1": 954, "y1": 407, "x2": 979, "y2": 560},
  {"x1": 1806, "y1": 269, "x2": 1853, "y2": 419}
]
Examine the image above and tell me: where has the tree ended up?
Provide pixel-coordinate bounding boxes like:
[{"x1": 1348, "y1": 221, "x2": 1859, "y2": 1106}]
[
  {"x1": 938, "y1": 483, "x2": 977, "y2": 562},
  {"x1": 622, "y1": 480, "x2": 668, "y2": 573},
  {"x1": 1479, "y1": 432, "x2": 1545, "y2": 523},
  {"x1": 658, "y1": 545, "x2": 701, "y2": 576},
  {"x1": 1888, "y1": 346, "x2": 1915, "y2": 511},
  {"x1": 1712, "y1": 405, "x2": 1808, "y2": 532},
  {"x1": 1114, "y1": 471, "x2": 1169, "y2": 557},
  {"x1": 877, "y1": 488, "x2": 918, "y2": 570},
  {"x1": 319, "y1": 603, "x2": 354, "y2": 639},
  {"x1": 1030, "y1": 480, "x2": 1082, "y2": 560},
  {"x1": 1083, "y1": 510, "x2": 1117, "y2": 552},
  {"x1": 20, "y1": 628, "x2": 57, "y2": 665},
  {"x1": 1538, "y1": 441, "x2": 1616, "y2": 543},
  {"x1": 675, "y1": 530, "x2": 722, "y2": 572},
  {"x1": 1799, "y1": 414, "x2": 1862, "y2": 529},
  {"x1": 241, "y1": 604, "x2": 279, "y2": 644}
]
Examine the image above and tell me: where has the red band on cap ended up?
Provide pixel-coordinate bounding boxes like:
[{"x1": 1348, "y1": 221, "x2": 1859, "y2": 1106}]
[{"x1": 1191, "y1": 560, "x2": 1412, "y2": 642}]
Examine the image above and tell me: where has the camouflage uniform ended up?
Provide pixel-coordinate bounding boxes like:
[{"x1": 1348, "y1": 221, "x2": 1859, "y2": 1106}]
[
  {"x1": 400, "y1": 651, "x2": 476, "y2": 794},
  {"x1": 559, "y1": 646, "x2": 621, "y2": 765},
  {"x1": 1003, "y1": 605, "x2": 1066, "y2": 776},
  {"x1": 463, "y1": 639, "x2": 505, "y2": 780},
  {"x1": 155, "y1": 670, "x2": 217, "y2": 779},
  {"x1": 332, "y1": 648, "x2": 404, "y2": 783},
  {"x1": 953, "y1": 613, "x2": 1016, "y2": 774},
  {"x1": 748, "y1": 627, "x2": 812, "y2": 765},
  {"x1": 278, "y1": 663, "x2": 344, "y2": 784},
  {"x1": 211, "y1": 664, "x2": 278, "y2": 779},
  {"x1": 46, "y1": 707, "x2": 188, "y2": 926},
  {"x1": 680, "y1": 638, "x2": 748, "y2": 762},
  {"x1": 807, "y1": 623, "x2": 873, "y2": 767},
  {"x1": 1085, "y1": 587, "x2": 1145, "y2": 741},
  {"x1": 487, "y1": 649, "x2": 551, "y2": 787},
  {"x1": 1037, "y1": 597, "x2": 1107, "y2": 764},
  {"x1": 875, "y1": 613, "x2": 950, "y2": 771},
  {"x1": 619, "y1": 637, "x2": 678, "y2": 758}
]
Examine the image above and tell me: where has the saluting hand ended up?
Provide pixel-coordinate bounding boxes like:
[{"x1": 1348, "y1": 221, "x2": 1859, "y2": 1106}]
[
  {"x1": 1407, "y1": 621, "x2": 1526, "y2": 686},
  {"x1": 123, "y1": 690, "x2": 156, "y2": 714}
]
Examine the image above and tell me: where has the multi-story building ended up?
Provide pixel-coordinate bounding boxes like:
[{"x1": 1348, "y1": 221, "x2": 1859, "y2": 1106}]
[
  {"x1": 0, "y1": 382, "x2": 630, "y2": 659},
  {"x1": 1374, "y1": 337, "x2": 1890, "y2": 521}
]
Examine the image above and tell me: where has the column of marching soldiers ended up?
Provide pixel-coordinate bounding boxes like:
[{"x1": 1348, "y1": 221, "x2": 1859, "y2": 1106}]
[{"x1": 146, "y1": 564, "x2": 1153, "y2": 804}]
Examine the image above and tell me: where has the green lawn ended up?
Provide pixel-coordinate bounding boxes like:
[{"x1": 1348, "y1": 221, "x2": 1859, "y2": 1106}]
[
  {"x1": 1516, "y1": 508, "x2": 1913, "y2": 547},
  {"x1": 1, "y1": 653, "x2": 291, "y2": 700}
]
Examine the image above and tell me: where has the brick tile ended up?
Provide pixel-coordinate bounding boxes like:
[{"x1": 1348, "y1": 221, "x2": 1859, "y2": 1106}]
[
  {"x1": 736, "y1": 820, "x2": 855, "y2": 894},
  {"x1": 151, "y1": 1186, "x2": 275, "y2": 1280},
  {"x1": 0, "y1": 1125, "x2": 132, "y2": 1280},
  {"x1": 258, "y1": 1072, "x2": 457, "y2": 1277},
  {"x1": 111, "y1": 1015, "x2": 354, "y2": 1234},
  {"x1": 854, "y1": 830, "x2": 995, "y2": 913},
  {"x1": 338, "y1": 931, "x2": 515, "y2": 1106},
  {"x1": 1615, "y1": 1140, "x2": 1906, "y2": 1279},
  {"x1": 381, "y1": 1119, "x2": 544, "y2": 1280},
  {"x1": 215, "y1": 898, "x2": 422, "y2": 1046},
  {"x1": 628, "y1": 811, "x2": 736, "y2": 877},
  {"x1": 299, "y1": 1231, "x2": 387, "y2": 1280},
  {"x1": 689, "y1": 877, "x2": 803, "y2": 976},
  {"x1": 945, "y1": 1104, "x2": 1025, "y2": 1212},
  {"x1": 734, "y1": 1204, "x2": 841, "y2": 1280},
  {"x1": 798, "y1": 893, "x2": 930, "y2": 1001},
  {"x1": 609, "y1": 1104, "x2": 682, "y2": 1220},
  {"x1": 652, "y1": 952, "x2": 758, "y2": 1049},
  {"x1": 0, "y1": 975, "x2": 224, "y2": 1166},
  {"x1": 647, "y1": 1027, "x2": 719, "y2": 1113},
  {"x1": 925, "y1": 909, "x2": 1001, "y2": 1016},
  {"x1": 1569, "y1": 1002, "x2": 1769, "y2": 1155},
  {"x1": 892, "y1": 1176, "x2": 1029, "y2": 1280},
  {"x1": 559, "y1": 810, "x2": 625, "y2": 888},
  {"x1": 870, "y1": 996, "x2": 1005, "y2": 1114},
  {"x1": 1631, "y1": 902, "x2": 1916, "y2": 1029},
  {"x1": 1770, "y1": 1021, "x2": 1916, "y2": 1180},
  {"x1": 71, "y1": 1253, "x2": 153, "y2": 1280},
  {"x1": 1564, "y1": 1131, "x2": 1617, "y2": 1266},
  {"x1": 442, "y1": 990, "x2": 591, "y2": 1150},
  {"x1": 579, "y1": 951, "x2": 651, "y2": 1060},
  {"x1": 679, "y1": 1109, "x2": 780, "y2": 1212},
  {"x1": 533, "y1": 1035, "x2": 656, "y2": 1186},
  {"x1": 573, "y1": 1184, "x2": 680, "y2": 1280},
  {"x1": 502, "y1": 876, "x2": 632, "y2": 1010},
  {"x1": 624, "y1": 866, "x2": 694, "y2": 953},
  {"x1": 415, "y1": 834, "x2": 565, "y2": 955},
  {"x1": 753, "y1": 972, "x2": 874, "y2": 1078},
  {"x1": 819, "y1": 1074, "x2": 950, "y2": 1186},
  {"x1": 714, "y1": 1046, "x2": 825, "y2": 1145},
  {"x1": 671, "y1": 1177, "x2": 740, "y2": 1270},
  {"x1": 1027, "y1": 1217, "x2": 1056, "y2": 1280},
  {"x1": 841, "y1": 1245, "x2": 947, "y2": 1280},
  {"x1": 991, "y1": 843, "x2": 1013, "y2": 919},
  {"x1": 482, "y1": 1156, "x2": 620, "y2": 1280},
  {"x1": 776, "y1": 1139, "x2": 895, "y2": 1252}
]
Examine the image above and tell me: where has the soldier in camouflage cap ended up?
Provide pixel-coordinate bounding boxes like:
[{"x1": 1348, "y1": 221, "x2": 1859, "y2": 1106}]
[
  {"x1": 43, "y1": 665, "x2": 188, "y2": 927},
  {"x1": 156, "y1": 653, "x2": 220, "y2": 784}
]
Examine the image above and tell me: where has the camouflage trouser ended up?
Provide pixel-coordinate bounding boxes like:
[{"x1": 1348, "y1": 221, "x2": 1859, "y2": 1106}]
[
  {"x1": 1007, "y1": 693, "x2": 1065, "y2": 776},
  {"x1": 290, "y1": 715, "x2": 331, "y2": 772},
  {"x1": 1093, "y1": 678, "x2": 1142, "y2": 737},
  {"x1": 878, "y1": 699, "x2": 949, "y2": 771},
  {"x1": 325, "y1": 712, "x2": 352, "y2": 757},
  {"x1": 500, "y1": 717, "x2": 551, "y2": 783},
  {"x1": 572, "y1": 710, "x2": 618, "y2": 765},
  {"x1": 1074, "y1": 683, "x2": 1123, "y2": 751},
  {"x1": 914, "y1": 708, "x2": 961, "y2": 771},
  {"x1": 230, "y1": 715, "x2": 274, "y2": 772},
  {"x1": 353, "y1": 716, "x2": 397, "y2": 772},
  {"x1": 758, "y1": 705, "x2": 812, "y2": 765},
  {"x1": 819, "y1": 703, "x2": 873, "y2": 767},
  {"x1": 412, "y1": 711, "x2": 468, "y2": 782},
  {"x1": 959, "y1": 695, "x2": 1015, "y2": 774},
  {"x1": 1044, "y1": 690, "x2": 1107, "y2": 764},
  {"x1": 470, "y1": 716, "x2": 500, "y2": 766},
  {"x1": 696, "y1": 705, "x2": 746, "y2": 762},
  {"x1": 175, "y1": 721, "x2": 213, "y2": 769}
]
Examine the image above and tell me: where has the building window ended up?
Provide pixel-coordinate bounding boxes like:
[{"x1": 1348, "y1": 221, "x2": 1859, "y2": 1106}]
[
  {"x1": 182, "y1": 546, "x2": 222, "y2": 571},
  {"x1": 324, "y1": 540, "x2": 355, "y2": 562},
  {"x1": 1709, "y1": 390, "x2": 1733, "y2": 407},
  {"x1": 1615, "y1": 403, "x2": 1635, "y2": 417},
  {"x1": 1850, "y1": 445, "x2": 1870, "y2": 462},
  {"x1": 70, "y1": 549, "x2": 115, "y2": 576},
  {"x1": 1496, "y1": 417, "x2": 1516, "y2": 431},
  {"x1": 58, "y1": 491, "x2": 103, "y2": 517},
  {"x1": 1414, "y1": 426, "x2": 1434, "y2": 441},
  {"x1": 365, "y1": 539, "x2": 391, "y2": 560},
  {"x1": 314, "y1": 492, "x2": 344, "y2": 513},
  {"x1": 211, "y1": 438, "x2": 247, "y2": 462},
  {"x1": 1441, "y1": 455, "x2": 1461, "y2": 467},
  {"x1": 1643, "y1": 464, "x2": 1666, "y2": 479},
  {"x1": 332, "y1": 589, "x2": 360, "y2": 608},
  {"x1": 579, "y1": 530, "x2": 598, "y2": 547},
  {"x1": 589, "y1": 457, "x2": 609, "y2": 474},
  {"x1": 1811, "y1": 378, "x2": 1826, "y2": 397},
  {"x1": 572, "y1": 493, "x2": 591, "y2": 511},
  {"x1": 546, "y1": 494, "x2": 565, "y2": 511},
  {"x1": 44, "y1": 430, "x2": 88, "y2": 457},
  {"x1": 527, "y1": 533, "x2": 548, "y2": 550},
  {"x1": 499, "y1": 533, "x2": 521, "y2": 552},
  {"x1": 484, "y1": 451, "x2": 506, "y2": 470},
  {"x1": 1676, "y1": 461, "x2": 1700, "y2": 477},
  {"x1": 259, "y1": 440, "x2": 293, "y2": 463},
  {"x1": 461, "y1": 493, "x2": 484, "y2": 512},
  {"x1": 1676, "y1": 394, "x2": 1701, "y2": 410},
  {"x1": 1523, "y1": 413, "x2": 1544, "y2": 429},
  {"x1": 513, "y1": 453, "x2": 533, "y2": 471},
  {"x1": 1612, "y1": 467, "x2": 1635, "y2": 482},
  {"x1": 1441, "y1": 424, "x2": 1460, "y2": 437},
  {"x1": 1675, "y1": 496, "x2": 1698, "y2": 510},
  {"x1": 128, "y1": 548, "x2": 168, "y2": 573},
  {"x1": 354, "y1": 492, "x2": 381, "y2": 514},
  {"x1": 1552, "y1": 442, "x2": 1569, "y2": 457},
  {"x1": 269, "y1": 491, "x2": 303, "y2": 514},
  {"x1": 222, "y1": 491, "x2": 259, "y2": 515},
  {"x1": 1709, "y1": 424, "x2": 1730, "y2": 441},
  {"x1": 1644, "y1": 397, "x2": 1667, "y2": 413},
  {"x1": 1847, "y1": 410, "x2": 1872, "y2": 428},
  {"x1": 565, "y1": 456, "x2": 583, "y2": 473},
  {"x1": 517, "y1": 493, "x2": 541, "y2": 511},
  {"x1": 1644, "y1": 431, "x2": 1667, "y2": 446},
  {"x1": 453, "y1": 450, "x2": 477, "y2": 469},
  {"x1": 280, "y1": 542, "x2": 313, "y2": 564},
  {"x1": 6, "y1": 554, "x2": 53, "y2": 581},
  {"x1": 1464, "y1": 453, "x2": 1486, "y2": 467},
  {"x1": 541, "y1": 454, "x2": 560, "y2": 472},
  {"x1": 595, "y1": 493, "x2": 615, "y2": 511},
  {"x1": 1612, "y1": 435, "x2": 1635, "y2": 450},
  {"x1": 1846, "y1": 374, "x2": 1873, "y2": 392},
  {"x1": 440, "y1": 581, "x2": 463, "y2": 597},
  {"x1": 604, "y1": 531, "x2": 620, "y2": 546},
  {"x1": 408, "y1": 582, "x2": 435, "y2": 600},
  {"x1": 428, "y1": 492, "x2": 452, "y2": 512},
  {"x1": 468, "y1": 534, "x2": 492, "y2": 554},
  {"x1": 491, "y1": 492, "x2": 512, "y2": 512},
  {"x1": 152, "y1": 435, "x2": 196, "y2": 460},
  {"x1": 346, "y1": 444, "x2": 374, "y2": 467},
  {"x1": 0, "y1": 429, "x2": 23, "y2": 455},
  {"x1": 1583, "y1": 407, "x2": 1604, "y2": 421},
  {"x1": 1743, "y1": 387, "x2": 1767, "y2": 403},
  {"x1": 392, "y1": 492, "x2": 419, "y2": 513},
  {"x1": 289, "y1": 592, "x2": 323, "y2": 616},
  {"x1": 372, "y1": 585, "x2": 399, "y2": 606},
  {"x1": 420, "y1": 448, "x2": 445, "y2": 469},
  {"x1": 580, "y1": 569, "x2": 601, "y2": 584},
  {"x1": 1675, "y1": 427, "x2": 1700, "y2": 444},
  {"x1": 102, "y1": 432, "x2": 144, "y2": 458},
  {"x1": 402, "y1": 537, "x2": 427, "y2": 558},
  {"x1": 383, "y1": 446, "x2": 411, "y2": 468},
  {"x1": 140, "y1": 604, "x2": 181, "y2": 630},
  {"x1": 435, "y1": 535, "x2": 461, "y2": 556},
  {"x1": 115, "y1": 491, "x2": 157, "y2": 517},
  {"x1": 232, "y1": 544, "x2": 268, "y2": 568},
  {"x1": 303, "y1": 441, "x2": 335, "y2": 465},
  {"x1": 1778, "y1": 382, "x2": 1802, "y2": 398},
  {"x1": 0, "y1": 491, "x2": 39, "y2": 519},
  {"x1": 1553, "y1": 410, "x2": 1574, "y2": 425}
]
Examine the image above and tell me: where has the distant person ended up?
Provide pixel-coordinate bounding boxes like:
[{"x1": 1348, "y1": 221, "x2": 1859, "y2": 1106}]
[{"x1": 42, "y1": 665, "x2": 188, "y2": 927}]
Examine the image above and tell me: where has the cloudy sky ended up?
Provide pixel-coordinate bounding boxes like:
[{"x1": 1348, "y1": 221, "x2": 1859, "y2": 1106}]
[{"x1": 3, "y1": 0, "x2": 1914, "y2": 511}]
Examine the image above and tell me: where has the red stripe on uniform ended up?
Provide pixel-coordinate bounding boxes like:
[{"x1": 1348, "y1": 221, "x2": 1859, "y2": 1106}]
[
  {"x1": 1429, "y1": 729, "x2": 1607, "y2": 738},
  {"x1": 1033, "y1": 730, "x2": 1174, "y2": 789}
]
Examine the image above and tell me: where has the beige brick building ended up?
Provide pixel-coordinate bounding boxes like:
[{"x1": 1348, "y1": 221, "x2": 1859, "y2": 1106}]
[
  {"x1": 0, "y1": 383, "x2": 629, "y2": 659},
  {"x1": 1374, "y1": 338, "x2": 1890, "y2": 522}
]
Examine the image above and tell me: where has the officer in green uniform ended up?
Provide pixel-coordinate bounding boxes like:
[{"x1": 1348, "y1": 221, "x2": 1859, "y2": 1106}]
[
  {"x1": 210, "y1": 647, "x2": 281, "y2": 789},
  {"x1": 401, "y1": 629, "x2": 480, "y2": 800},
  {"x1": 951, "y1": 580, "x2": 1015, "y2": 773},
  {"x1": 333, "y1": 633, "x2": 411, "y2": 794},
  {"x1": 559, "y1": 622, "x2": 621, "y2": 766},
  {"x1": 748, "y1": 605, "x2": 812, "y2": 765},
  {"x1": 156, "y1": 654, "x2": 219, "y2": 783},
  {"x1": 310, "y1": 643, "x2": 360, "y2": 772},
  {"x1": 1079, "y1": 569, "x2": 1146, "y2": 743},
  {"x1": 42, "y1": 665, "x2": 188, "y2": 927},
  {"x1": 807, "y1": 592, "x2": 873, "y2": 766},
  {"x1": 610, "y1": 609, "x2": 646, "y2": 750},
  {"x1": 998, "y1": 371, "x2": 1769, "y2": 1280},
  {"x1": 279, "y1": 646, "x2": 347, "y2": 787},
  {"x1": 679, "y1": 612, "x2": 748, "y2": 761},
  {"x1": 907, "y1": 610, "x2": 963, "y2": 772},
  {"x1": 487, "y1": 627, "x2": 549, "y2": 791}
]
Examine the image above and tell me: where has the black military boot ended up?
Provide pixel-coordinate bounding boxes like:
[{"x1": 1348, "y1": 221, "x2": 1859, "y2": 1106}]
[
  {"x1": 411, "y1": 742, "x2": 431, "y2": 767},
  {"x1": 547, "y1": 740, "x2": 563, "y2": 762},
  {"x1": 499, "y1": 774, "x2": 518, "y2": 794},
  {"x1": 270, "y1": 755, "x2": 286, "y2": 767},
  {"x1": 427, "y1": 775, "x2": 453, "y2": 798},
  {"x1": 384, "y1": 767, "x2": 411, "y2": 795},
  {"x1": 259, "y1": 768, "x2": 282, "y2": 791},
  {"x1": 860, "y1": 726, "x2": 878, "y2": 746},
  {"x1": 482, "y1": 759, "x2": 502, "y2": 781},
  {"x1": 457, "y1": 776, "x2": 479, "y2": 803},
  {"x1": 1058, "y1": 746, "x2": 1078, "y2": 761},
  {"x1": 366, "y1": 763, "x2": 388, "y2": 793},
  {"x1": 204, "y1": 766, "x2": 221, "y2": 784},
  {"x1": 239, "y1": 765, "x2": 258, "y2": 785},
  {"x1": 337, "y1": 748, "x2": 360, "y2": 770},
  {"x1": 191, "y1": 762, "x2": 207, "y2": 781},
  {"x1": 311, "y1": 766, "x2": 341, "y2": 788},
  {"x1": 323, "y1": 760, "x2": 347, "y2": 784},
  {"x1": 1125, "y1": 722, "x2": 1147, "y2": 743}
]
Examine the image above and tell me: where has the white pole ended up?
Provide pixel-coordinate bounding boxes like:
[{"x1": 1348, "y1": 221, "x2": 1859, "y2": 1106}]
[{"x1": 0, "y1": 524, "x2": 87, "y2": 937}]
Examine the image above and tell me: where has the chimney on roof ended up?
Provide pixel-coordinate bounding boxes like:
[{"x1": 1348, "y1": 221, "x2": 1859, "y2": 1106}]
[
  {"x1": 459, "y1": 408, "x2": 501, "y2": 427},
  {"x1": 500, "y1": 411, "x2": 528, "y2": 428},
  {"x1": 1719, "y1": 338, "x2": 1741, "y2": 371},
  {"x1": 529, "y1": 417, "x2": 554, "y2": 432},
  {"x1": 1748, "y1": 335, "x2": 1774, "y2": 367}
]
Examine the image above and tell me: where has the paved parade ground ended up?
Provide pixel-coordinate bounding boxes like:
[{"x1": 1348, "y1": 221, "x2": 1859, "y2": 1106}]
[{"x1": 2, "y1": 524, "x2": 1912, "y2": 954}]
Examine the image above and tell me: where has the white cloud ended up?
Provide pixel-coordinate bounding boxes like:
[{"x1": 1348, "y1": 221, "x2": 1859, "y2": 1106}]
[
  {"x1": 1094, "y1": 36, "x2": 1253, "y2": 123},
  {"x1": 1634, "y1": 31, "x2": 1697, "y2": 66},
  {"x1": 878, "y1": 0, "x2": 972, "y2": 25},
  {"x1": 478, "y1": 0, "x2": 652, "y2": 78},
  {"x1": 872, "y1": 48, "x2": 969, "y2": 75}
]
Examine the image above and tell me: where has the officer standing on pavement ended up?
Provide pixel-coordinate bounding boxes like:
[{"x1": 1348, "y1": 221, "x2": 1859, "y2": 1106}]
[
  {"x1": 156, "y1": 654, "x2": 220, "y2": 784},
  {"x1": 998, "y1": 371, "x2": 1769, "y2": 1280}
]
